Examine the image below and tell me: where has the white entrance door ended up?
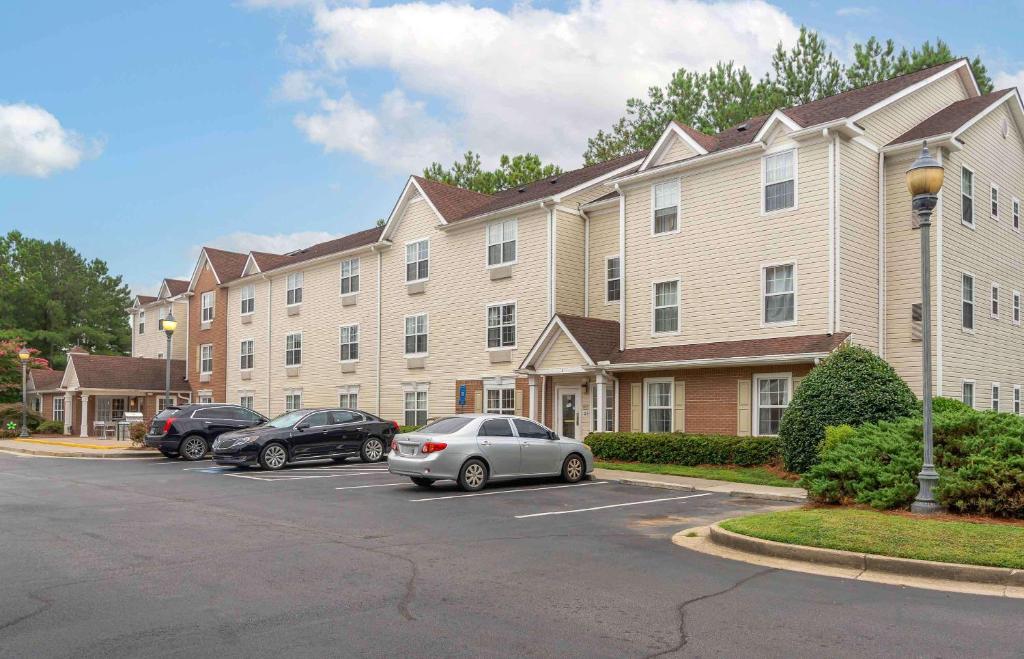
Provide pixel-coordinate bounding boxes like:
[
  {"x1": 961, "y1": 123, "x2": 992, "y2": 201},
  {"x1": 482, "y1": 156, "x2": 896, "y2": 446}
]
[{"x1": 555, "y1": 387, "x2": 581, "y2": 439}]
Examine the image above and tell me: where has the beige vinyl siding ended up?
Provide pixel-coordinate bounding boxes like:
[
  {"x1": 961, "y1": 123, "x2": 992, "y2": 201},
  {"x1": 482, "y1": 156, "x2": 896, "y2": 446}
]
[
  {"x1": 537, "y1": 332, "x2": 587, "y2": 370},
  {"x1": 858, "y1": 71, "x2": 969, "y2": 146},
  {"x1": 132, "y1": 300, "x2": 188, "y2": 360},
  {"x1": 939, "y1": 102, "x2": 1024, "y2": 408},
  {"x1": 555, "y1": 208, "x2": 585, "y2": 316},
  {"x1": 586, "y1": 204, "x2": 621, "y2": 321},
  {"x1": 838, "y1": 138, "x2": 880, "y2": 352},
  {"x1": 621, "y1": 139, "x2": 831, "y2": 349},
  {"x1": 226, "y1": 278, "x2": 271, "y2": 415},
  {"x1": 653, "y1": 134, "x2": 699, "y2": 166}
]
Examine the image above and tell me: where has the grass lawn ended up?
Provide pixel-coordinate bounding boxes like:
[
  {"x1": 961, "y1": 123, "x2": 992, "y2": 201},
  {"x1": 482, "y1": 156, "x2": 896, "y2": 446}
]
[
  {"x1": 720, "y1": 507, "x2": 1024, "y2": 569},
  {"x1": 594, "y1": 460, "x2": 798, "y2": 488}
]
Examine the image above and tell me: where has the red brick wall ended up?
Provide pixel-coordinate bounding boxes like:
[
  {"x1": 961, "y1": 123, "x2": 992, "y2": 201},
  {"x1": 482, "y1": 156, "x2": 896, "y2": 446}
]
[
  {"x1": 189, "y1": 262, "x2": 229, "y2": 402},
  {"x1": 453, "y1": 378, "x2": 531, "y2": 417}
]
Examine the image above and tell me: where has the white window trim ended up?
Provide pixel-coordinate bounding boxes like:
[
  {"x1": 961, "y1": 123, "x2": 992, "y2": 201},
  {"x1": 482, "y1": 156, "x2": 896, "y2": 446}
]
[
  {"x1": 1014, "y1": 290, "x2": 1021, "y2": 326},
  {"x1": 240, "y1": 284, "x2": 255, "y2": 316},
  {"x1": 485, "y1": 300, "x2": 517, "y2": 351},
  {"x1": 284, "y1": 389, "x2": 303, "y2": 412},
  {"x1": 402, "y1": 383, "x2": 429, "y2": 425},
  {"x1": 138, "y1": 310, "x2": 145, "y2": 334},
  {"x1": 605, "y1": 255, "x2": 621, "y2": 305},
  {"x1": 240, "y1": 338, "x2": 255, "y2": 372},
  {"x1": 404, "y1": 313, "x2": 429, "y2": 357},
  {"x1": 199, "y1": 344, "x2": 213, "y2": 375},
  {"x1": 53, "y1": 396, "x2": 65, "y2": 422},
  {"x1": 760, "y1": 145, "x2": 799, "y2": 216},
  {"x1": 286, "y1": 272, "x2": 303, "y2": 307},
  {"x1": 339, "y1": 257, "x2": 360, "y2": 297},
  {"x1": 339, "y1": 323, "x2": 360, "y2": 363},
  {"x1": 991, "y1": 282, "x2": 1000, "y2": 320},
  {"x1": 962, "y1": 271, "x2": 976, "y2": 334},
  {"x1": 760, "y1": 260, "x2": 798, "y2": 327},
  {"x1": 752, "y1": 372, "x2": 793, "y2": 437},
  {"x1": 485, "y1": 218, "x2": 518, "y2": 268},
  {"x1": 405, "y1": 238, "x2": 430, "y2": 283},
  {"x1": 482, "y1": 381, "x2": 517, "y2": 415},
  {"x1": 961, "y1": 165, "x2": 975, "y2": 229},
  {"x1": 650, "y1": 277, "x2": 682, "y2": 336},
  {"x1": 642, "y1": 377, "x2": 674, "y2": 433},
  {"x1": 1015, "y1": 384, "x2": 1021, "y2": 415},
  {"x1": 649, "y1": 177, "x2": 682, "y2": 236},
  {"x1": 991, "y1": 182, "x2": 1000, "y2": 220},
  {"x1": 1014, "y1": 197, "x2": 1021, "y2": 232},
  {"x1": 991, "y1": 382, "x2": 1001, "y2": 412},
  {"x1": 285, "y1": 331, "x2": 303, "y2": 367},
  {"x1": 962, "y1": 379, "x2": 976, "y2": 409},
  {"x1": 201, "y1": 291, "x2": 215, "y2": 323},
  {"x1": 337, "y1": 385, "x2": 359, "y2": 409}
]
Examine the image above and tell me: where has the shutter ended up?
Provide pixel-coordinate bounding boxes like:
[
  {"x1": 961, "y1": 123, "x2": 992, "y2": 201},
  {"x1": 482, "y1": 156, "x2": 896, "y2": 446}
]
[
  {"x1": 630, "y1": 382, "x2": 642, "y2": 432},
  {"x1": 514, "y1": 389, "x2": 524, "y2": 416},
  {"x1": 673, "y1": 380, "x2": 685, "y2": 433},
  {"x1": 737, "y1": 379, "x2": 752, "y2": 436},
  {"x1": 474, "y1": 391, "x2": 484, "y2": 413}
]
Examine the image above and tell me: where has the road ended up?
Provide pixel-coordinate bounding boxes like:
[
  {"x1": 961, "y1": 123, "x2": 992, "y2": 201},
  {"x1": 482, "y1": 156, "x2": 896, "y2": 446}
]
[{"x1": 0, "y1": 451, "x2": 1021, "y2": 658}]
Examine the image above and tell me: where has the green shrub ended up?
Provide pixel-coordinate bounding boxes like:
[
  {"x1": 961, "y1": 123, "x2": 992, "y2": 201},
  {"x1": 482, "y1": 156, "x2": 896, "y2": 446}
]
[
  {"x1": 129, "y1": 422, "x2": 147, "y2": 444},
  {"x1": 820, "y1": 425, "x2": 855, "y2": 456},
  {"x1": 0, "y1": 403, "x2": 43, "y2": 431},
  {"x1": 397, "y1": 425, "x2": 422, "y2": 434},
  {"x1": 780, "y1": 344, "x2": 917, "y2": 473},
  {"x1": 585, "y1": 432, "x2": 781, "y2": 467},
  {"x1": 37, "y1": 420, "x2": 65, "y2": 434}
]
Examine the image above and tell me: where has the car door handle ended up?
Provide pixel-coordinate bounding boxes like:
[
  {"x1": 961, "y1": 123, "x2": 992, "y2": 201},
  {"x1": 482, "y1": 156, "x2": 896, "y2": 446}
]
[
  {"x1": 355, "y1": 427, "x2": 365, "y2": 431},
  {"x1": 480, "y1": 440, "x2": 491, "y2": 446}
]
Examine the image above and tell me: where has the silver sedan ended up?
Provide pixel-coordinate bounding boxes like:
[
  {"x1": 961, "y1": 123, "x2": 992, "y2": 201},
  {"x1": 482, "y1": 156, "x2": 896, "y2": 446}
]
[{"x1": 387, "y1": 414, "x2": 594, "y2": 491}]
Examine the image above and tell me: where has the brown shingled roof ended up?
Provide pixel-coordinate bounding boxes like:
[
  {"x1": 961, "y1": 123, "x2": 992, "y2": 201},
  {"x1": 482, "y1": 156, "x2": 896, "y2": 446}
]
[
  {"x1": 611, "y1": 333, "x2": 849, "y2": 365},
  {"x1": 164, "y1": 279, "x2": 189, "y2": 297},
  {"x1": 411, "y1": 176, "x2": 494, "y2": 223},
  {"x1": 69, "y1": 354, "x2": 188, "y2": 391},
  {"x1": 556, "y1": 314, "x2": 621, "y2": 363},
  {"x1": 229, "y1": 226, "x2": 384, "y2": 282},
  {"x1": 887, "y1": 89, "x2": 1015, "y2": 146},
  {"x1": 30, "y1": 369, "x2": 64, "y2": 391},
  {"x1": 204, "y1": 247, "x2": 249, "y2": 283},
  {"x1": 672, "y1": 121, "x2": 718, "y2": 152},
  {"x1": 135, "y1": 295, "x2": 157, "y2": 305}
]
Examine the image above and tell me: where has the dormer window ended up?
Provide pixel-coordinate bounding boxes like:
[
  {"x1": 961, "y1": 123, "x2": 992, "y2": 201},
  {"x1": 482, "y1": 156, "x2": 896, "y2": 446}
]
[{"x1": 764, "y1": 150, "x2": 796, "y2": 212}]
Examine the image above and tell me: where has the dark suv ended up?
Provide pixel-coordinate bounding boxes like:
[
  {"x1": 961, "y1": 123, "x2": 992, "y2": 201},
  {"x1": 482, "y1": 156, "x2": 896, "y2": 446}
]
[{"x1": 145, "y1": 404, "x2": 268, "y2": 461}]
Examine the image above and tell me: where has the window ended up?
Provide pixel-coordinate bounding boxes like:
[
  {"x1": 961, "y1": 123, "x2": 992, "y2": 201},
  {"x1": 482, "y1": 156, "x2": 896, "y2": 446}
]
[
  {"x1": 201, "y1": 291, "x2": 215, "y2": 323},
  {"x1": 241, "y1": 284, "x2": 255, "y2": 315},
  {"x1": 1015, "y1": 291, "x2": 1021, "y2": 325},
  {"x1": 962, "y1": 381, "x2": 975, "y2": 408},
  {"x1": 1014, "y1": 198, "x2": 1020, "y2": 230},
  {"x1": 285, "y1": 333, "x2": 302, "y2": 366},
  {"x1": 992, "y1": 283, "x2": 1000, "y2": 319},
  {"x1": 32, "y1": 396, "x2": 41, "y2": 414},
  {"x1": 591, "y1": 382, "x2": 616, "y2": 432},
  {"x1": 484, "y1": 386, "x2": 515, "y2": 415},
  {"x1": 992, "y1": 383, "x2": 1000, "y2": 411},
  {"x1": 340, "y1": 325, "x2": 359, "y2": 361},
  {"x1": 513, "y1": 418, "x2": 550, "y2": 439},
  {"x1": 653, "y1": 280, "x2": 680, "y2": 333},
  {"x1": 331, "y1": 410, "x2": 359, "y2": 424},
  {"x1": 486, "y1": 219, "x2": 517, "y2": 266},
  {"x1": 755, "y1": 375, "x2": 790, "y2": 436},
  {"x1": 652, "y1": 179, "x2": 679, "y2": 234},
  {"x1": 763, "y1": 263, "x2": 795, "y2": 324},
  {"x1": 200, "y1": 344, "x2": 213, "y2": 375},
  {"x1": 240, "y1": 394, "x2": 254, "y2": 410},
  {"x1": 285, "y1": 391, "x2": 302, "y2": 412},
  {"x1": 991, "y1": 184, "x2": 999, "y2": 218},
  {"x1": 286, "y1": 272, "x2": 303, "y2": 306},
  {"x1": 645, "y1": 379, "x2": 673, "y2": 432},
  {"x1": 138, "y1": 310, "x2": 145, "y2": 334},
  {"x1": 53, "y1": 397, "x2": 64, "y2": 423},
  {"x1": 487, "y1": 303, "x2": 516, "y2": 349},
  {"x1": 1015, "y1": 385, "x2": 1021, "y2": 415},
  {"x1": 198, "y1": 395, "x2": 214, "y2": 404},
  {"x1": 405, "y1": 314, "x2": 428, "y2": 355},
  {"x1": 338, "y1": 390, "x2": 358, "y2": 410},
  {"x1": 606, "y1": 256, "x2": 621, "y2": 302},
  {"x1": 764, "y1": 150, "x2": 796, "y2": 212},
  {"x1": 404, "y1": 390, "x2": 427, "y2": 426},
  {"x1": 240, "y1": 340, "x2": 254, "y2": 370},
  {"x1": 406, "y1": 239, "x2": 429, "y2": 282},
  {"x1": 961, "y1": 167, "x2": 974, "y2": 227},
  {"x1": 962, "y1": 274, "x2": 974, "y2": 331},
  {"x1": 479, "y1": 418, "x2": 514, "y2": 436},
  {"x1": 340, "y1": 258, "x2": 359, "y2": 295}
]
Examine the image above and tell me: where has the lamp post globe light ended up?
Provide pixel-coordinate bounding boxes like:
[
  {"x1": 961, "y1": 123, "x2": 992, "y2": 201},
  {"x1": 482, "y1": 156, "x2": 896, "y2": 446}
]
[
  {"x1": 906, "y1": 141, "x2": 945, "y2": 514},
  {"x1": 161, "y1": 312, "x2": 177, "y2": 411},
  {"x1": 18, "y1": 348, "x2": 31, "y2": 438}
]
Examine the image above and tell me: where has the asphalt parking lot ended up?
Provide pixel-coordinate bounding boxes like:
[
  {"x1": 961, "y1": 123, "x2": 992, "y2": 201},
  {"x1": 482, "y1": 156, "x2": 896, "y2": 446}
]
[{"x1": 2, "y1": 451, "x2": 1023, "y2": 658}]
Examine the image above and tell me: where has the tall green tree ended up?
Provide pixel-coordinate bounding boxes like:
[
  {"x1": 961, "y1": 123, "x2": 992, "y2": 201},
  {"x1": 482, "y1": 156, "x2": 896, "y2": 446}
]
[
  {"x1": 769, "y1": 27, "x2": 845, "y2": 106},
  {"x1": 0, "y1": 231, "x2": 132, "y2": 369},
  {"x1": 423, "y1": 152, "x2": 563, "y2": 194},
  {"x1": 847, "y1": 37, "x2": 992, "y2": 93}
]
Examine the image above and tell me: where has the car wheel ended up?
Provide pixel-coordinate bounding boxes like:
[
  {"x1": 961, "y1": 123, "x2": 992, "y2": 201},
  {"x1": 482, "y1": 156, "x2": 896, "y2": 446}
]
[
  {"x1": 159, "y1": 449, "x2": 178, "y2": 459},
  {"x1": 360, "y1": 437, "x2": 386, "y2": 463},
  {"x1": 561, "y1": 453, "x2": 585, "y2": 483},
  {"x1": 179, "y1": 436, "x2": 208, "y2": 461},
  {"x1": 259, "y1": 443, "x2": 288, "y2": 471},
  {"x1": 410, "y1": 477, "x2": 434, "y2": 487},
  {"x1": 458, "y1": 459, "x2": 488, "y2": 492}
]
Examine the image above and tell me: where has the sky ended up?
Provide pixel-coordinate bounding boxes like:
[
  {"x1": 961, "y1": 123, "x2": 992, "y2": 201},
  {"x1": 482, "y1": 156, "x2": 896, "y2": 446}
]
[{"x1": 3, "y1": 0, "x2": 1024, "y2": 295}]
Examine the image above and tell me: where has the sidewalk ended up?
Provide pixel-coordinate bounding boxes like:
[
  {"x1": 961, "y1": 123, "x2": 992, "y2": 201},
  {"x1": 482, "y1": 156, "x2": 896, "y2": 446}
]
[
  {"x1": 0, "y1": 437, "x2": 159, "y2": 458},
  {"x1": 592, "y1": 467, "x2": 807, "y2": 503}
]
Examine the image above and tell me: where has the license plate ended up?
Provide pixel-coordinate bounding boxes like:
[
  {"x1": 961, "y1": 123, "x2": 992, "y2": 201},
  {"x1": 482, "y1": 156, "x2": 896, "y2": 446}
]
[{"x1": 399, "y1": 444, "x2": 416, "y2": 456}]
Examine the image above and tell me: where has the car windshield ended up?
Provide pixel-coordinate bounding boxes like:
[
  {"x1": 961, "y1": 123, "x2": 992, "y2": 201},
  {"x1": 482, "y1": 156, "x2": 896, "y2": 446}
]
[
  {"x1": 415, "y1": 417, "x2": 474, "y2": 434},
  {"x1": 265, "y1": 410, "x2": 307, "y2": 429}
]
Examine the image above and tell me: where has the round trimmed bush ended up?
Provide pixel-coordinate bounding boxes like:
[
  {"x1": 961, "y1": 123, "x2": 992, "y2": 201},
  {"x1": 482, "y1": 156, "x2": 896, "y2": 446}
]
[{"x1": 780, "y1": 344, "x2": 917, "y2": 473}]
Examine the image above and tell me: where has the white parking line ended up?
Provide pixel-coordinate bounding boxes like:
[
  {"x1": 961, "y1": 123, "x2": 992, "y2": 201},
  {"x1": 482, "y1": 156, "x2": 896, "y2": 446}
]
[
  {"x1": 514, "y1": 492, "x2": 713, "y2": 519},
  {"x1": 409, "y1": 481, "x2": 607, "y2": 502},
  {"x1": 335, "y1": 483, "x2": 406, "y2": 490}
]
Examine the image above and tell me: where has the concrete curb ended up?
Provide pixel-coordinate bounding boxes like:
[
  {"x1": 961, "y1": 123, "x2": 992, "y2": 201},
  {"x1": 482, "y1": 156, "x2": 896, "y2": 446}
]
[
  {"x1": 709, "y1": 523, "x2": 1024, "y2": 587},
  {"x1": 602, "y1": 475, "x2": 807, "y2": 503},
  {"x1": 0, "y1": 444, "x2": 159, "y2": 459}
]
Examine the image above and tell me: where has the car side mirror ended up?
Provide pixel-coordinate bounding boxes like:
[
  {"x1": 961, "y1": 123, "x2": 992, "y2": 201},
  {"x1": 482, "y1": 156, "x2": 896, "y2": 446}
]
[
  {"x1": 296, "y1": 423, "x2": 309, "y2": 431},
  {"x1": 548, "y1": 430, "x2": 559, "y2": 440}
]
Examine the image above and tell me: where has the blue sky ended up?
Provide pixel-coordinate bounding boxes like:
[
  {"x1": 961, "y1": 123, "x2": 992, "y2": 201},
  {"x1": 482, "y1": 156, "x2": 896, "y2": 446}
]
[{"x1": 3, "y1": 0, "x2": 1023, "y2": 294}]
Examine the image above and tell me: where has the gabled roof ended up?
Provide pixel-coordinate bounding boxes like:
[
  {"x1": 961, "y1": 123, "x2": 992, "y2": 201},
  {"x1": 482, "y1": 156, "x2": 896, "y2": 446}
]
[
  {"x1": 227, "y1": 227, "x2": 384, "y2": 283},
  {"x1": 163, "y1": 279, "x2": 189, "y2": 297},
  {"x1": 66, "y1": 354, "x2": 188, "y2": 392},
  {"x1": 673, "y1": 121, "x2": 719, "y2": 152},
  {"x1": 887, "y1": 89, "x2": 1019, "y2": 146},
  {"x1": 638, "y1": 122, "x2": 711, "y2": 171},
  {"x1": 134, "y1": 295, "x2": 157, "y2": 306},
  {"x1": 410, "y1": 176, "x2": 494, "y2": 223},
  {"x1": 557, "y1": 314, "x2": 621, "y2": 363},
  {"x1": 29, "y1": 369, "x2": 64, "y2": 392},
  {"x1": 189, "y1": 247, "x2": 248, "y2": 291}
]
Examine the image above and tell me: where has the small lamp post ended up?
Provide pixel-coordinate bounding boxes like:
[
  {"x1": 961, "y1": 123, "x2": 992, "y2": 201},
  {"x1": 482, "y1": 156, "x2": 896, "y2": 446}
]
[
  {"x1": 18, "y1": 348, "x2": 31, "y2": 438},
  {"x1": 160, "y1": 312, "x2": 177, "y2": 410},
  {"x1": 906, "y1": 140, "x2": 945, "y2": 514}
]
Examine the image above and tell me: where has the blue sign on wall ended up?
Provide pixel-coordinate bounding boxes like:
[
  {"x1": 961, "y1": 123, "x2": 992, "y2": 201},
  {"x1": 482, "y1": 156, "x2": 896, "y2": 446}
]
[{"x1": 458, "y1": 384, "x2": 467, "y2": 406}]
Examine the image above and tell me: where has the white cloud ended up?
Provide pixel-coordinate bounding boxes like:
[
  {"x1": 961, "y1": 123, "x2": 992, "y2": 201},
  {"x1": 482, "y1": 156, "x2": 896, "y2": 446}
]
[
  {"x1": 191, "y1": 230, "x2": 341, "y2": 260},
  {"x1": 276, "y1": 70, "x2": 327, "y2": 102},
  {"x1": 0, "y1": 103, "x2": 100, "y2": 177},
  {"x1": 262, "y1": 0, "x2": 800, "y2": 170},
  {"x1": 994, "y1": 69, "x2": 1024, "y2": 95}
]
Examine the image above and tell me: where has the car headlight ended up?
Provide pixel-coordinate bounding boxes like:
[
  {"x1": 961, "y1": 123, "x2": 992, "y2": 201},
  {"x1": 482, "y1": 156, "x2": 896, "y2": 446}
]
[{"x1": 217, "y1": 436, "x2": 254, "y2": 449}]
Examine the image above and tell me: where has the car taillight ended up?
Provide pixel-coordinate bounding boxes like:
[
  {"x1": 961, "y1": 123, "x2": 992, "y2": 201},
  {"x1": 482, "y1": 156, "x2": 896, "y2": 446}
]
[
  {"x1": 162, "y1": 418, "x2": 175, "y2": 434},
  {"x1": 390, "y1": 420, "x2": 400, "y2": 432},
  {"x1": 390, "y1": 438, "x2": 398, "y2": 452},
  {"x1": 421, "y1": 441, "x2": 447, "y2": 454}
]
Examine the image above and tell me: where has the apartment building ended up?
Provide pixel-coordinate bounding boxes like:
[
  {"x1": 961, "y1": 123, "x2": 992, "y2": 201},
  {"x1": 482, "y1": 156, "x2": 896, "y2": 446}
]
[
  {"x1": 129, "y1": 278, "x2": 189, "y2": 360},
  {"x1": 130, "y1": 58, "x2": 1024, "y2": 441}
]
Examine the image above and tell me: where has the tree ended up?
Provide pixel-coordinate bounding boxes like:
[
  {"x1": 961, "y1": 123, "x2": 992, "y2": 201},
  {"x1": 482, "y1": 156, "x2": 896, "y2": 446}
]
[
  {"x1": 0, "y1": 340, "x2": 47, "y2": 404},
  {"x1": 0, "y1": 231, "x2": 133, "y2": 369},
  {"x1": 423, "y1": 152, "x2": 563, "y2": 194},
  {"x1": 847, "y1": 37, "x2": 993, "y2": 93},
  {"x1": 893, "y1": 39, "x2": 992, "y2": 93},
  {"x1": 769, "y1": 27, "x2": 845, "y2": 106}
]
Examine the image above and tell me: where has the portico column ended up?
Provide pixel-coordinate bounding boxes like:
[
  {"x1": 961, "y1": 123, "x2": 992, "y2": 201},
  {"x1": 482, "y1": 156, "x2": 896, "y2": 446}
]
[
  {"x1": 63, "y1": 392, "x2": 74, "y2": 435},
  {"x1": 595, "y1": 371, "x2": 607, "y2": 433},
  {"x1": 528, "y1": 375, "x2": 539, "y2": 421},
  {"x1": 79, "y1": 394, "x2": 90, "y2": 438}
]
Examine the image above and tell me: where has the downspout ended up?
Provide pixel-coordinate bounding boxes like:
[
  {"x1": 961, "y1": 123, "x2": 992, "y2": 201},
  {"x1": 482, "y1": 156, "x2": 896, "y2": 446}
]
[
  {"x1": 827, "y1": 131, "x2": 836, "y2": 334},
  {"x1": 263, "y1": 274, "x2": 272, "y2": 415},
  {"x1": 878, "y1": 150, "x2": 886, "y2": 356},
  {"x1": 376, "y1": 246, "x2": 383, "y2": 416},
  {"x1": 834, "y1": 132, "x2": 842, "y2": 332},
  {"x1": 615, "y1": 184, "x2": 626, "y2": 351},
  {"x1": 936, "y1": 148, "x2": 944, "y2": 396},
  {"x1": 546, "y1": 203, "x2": 554, "y2": 317},
  {"x1": 550, "y1": 204, "x2": 558, "y2": 316},
  {"x1": 582, "y1": 206, "x2": 590, "y2": 316}
]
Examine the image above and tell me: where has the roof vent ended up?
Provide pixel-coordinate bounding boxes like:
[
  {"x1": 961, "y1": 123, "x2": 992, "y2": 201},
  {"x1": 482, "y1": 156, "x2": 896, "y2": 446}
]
[
  {"x1": 518, "y1": 187, "x2": 526, "y2": 193},
  {"x1": 736, "y1": 123, "x2": 748, "y2": 132},
  {"x1": 549, "y1": 177, "x2": 559, "y2": 184}
]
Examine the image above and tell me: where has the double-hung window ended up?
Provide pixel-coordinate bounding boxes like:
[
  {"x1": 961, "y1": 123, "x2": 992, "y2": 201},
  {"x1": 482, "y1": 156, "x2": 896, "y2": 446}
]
[
  {"x1": 239, "y1": 339, "x2": 254, "y2": 370},
  {"x1": 1014, "y1": 291, "x2": 1021, "y2": 325},
  {"x1": 200, "y1": 344, "x2": 213, "y2": 375},
  {"x1": 764, "y1": 150, "x2": 795, "y2": 212},
  {"x1": 606, "y1": 257, "x2": 621, "y2": 302},
  {"x1": 652, "y1": 180, "x2": 679, "y2": 234},
  {"x1": 406, "y1": 240, "x2": 429, "y2": 282},
  {"x1": 991, "y1": 184, "x2": 999, "y2": 219},
  {"x1": 1015, "y1": 385, "x2": 1021, "y2": 415},
  {"x1": 484, "y1": 386, "x2": 515, "y2": 415},
  {"x1": 487, "y1": 303, "x2": 516, "y2": 349},
  {"x1": 962, "y1": 381, "x2": 975, "y2": 408},
  {"x1": 240, "y1": 284, "x2": 255, "y2": 315},
  {"x1": 487, "y1": 219, "x2": 517, "y2": 266},
  {"x1": 285, "y1": 391, "x2": 302, "y2": 412},
  {"x1": 340, "y1": 258, "x2": 359, "y2": 295},
  {"x1": 992, "y1": 383, "x2": 1001, "y2": 411},
  {"x1": 653, "y1": 280, "x2": 680, "y2": 333},
  {"x1": 240, "y1": 394, "x2": 254, "y2": 410},
  {"x1": 962, "y1": 273, "x2": 974, "y2": 331},
  {"x1": 992, "y1": 283, "x2": 1000, "y2": 319},
  {"x1": 405, "y1": 314, "x2": 428, "y2": 355},
  {"x1": 201, "y1": 292, "x2": 215, "y2": 323},
  {"x1": 285, "y1": 332, "x2": 302, "y2": 366},
  {"x1": 138, "y1": 311, "x2": 145, "y2": 334},
  {"x1": 340, "y1": 324, "x2": 359, "y2": 361},
  {"x1": 338, "y1": 389, "x2": 358, "y2": 410},
  {"x1": 53, "y1": 397, "x2": 65, "y2": 423},
  {"x1": 645, "y1": 379, "x2": 673, "y2": 432},
  {"x1": 286, "y1": 272, "x2": 303, "y2": 306},
  {"x1": 404, "y1": 389, "x2": 427, "y2": 426},
  {"x1": 763, "y1": 263, "x2": 795, "y2": 324},
  {"x1": 1014, "y1": 198, "x2": 1020, "y2": 231},
  {"x1": 961, "y1": 167, "x2": 974, "y2": 227},
  {"x1": 755, "y1": 375, "x2": 790, "y2": 436}
]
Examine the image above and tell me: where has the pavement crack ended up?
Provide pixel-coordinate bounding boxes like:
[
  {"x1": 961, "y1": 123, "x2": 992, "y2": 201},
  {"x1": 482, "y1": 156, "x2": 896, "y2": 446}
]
[{"x1": 645, "y1": 567, "x2": 776, "y2": 658}]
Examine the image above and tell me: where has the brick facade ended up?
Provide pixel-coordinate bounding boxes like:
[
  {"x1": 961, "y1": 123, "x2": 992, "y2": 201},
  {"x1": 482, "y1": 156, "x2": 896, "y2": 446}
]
[
  {"x1": 453, "y1": 378, "x2": 531, "y2": 417},
  {"x1": 189, "y1": 262, "x2": 229, "y2": 403}
]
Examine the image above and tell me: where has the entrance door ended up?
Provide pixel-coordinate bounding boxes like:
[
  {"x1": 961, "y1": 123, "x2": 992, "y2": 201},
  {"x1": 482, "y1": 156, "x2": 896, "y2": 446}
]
[{"x1": 556, "y1": 388, "x2": 580, "y2": 439}]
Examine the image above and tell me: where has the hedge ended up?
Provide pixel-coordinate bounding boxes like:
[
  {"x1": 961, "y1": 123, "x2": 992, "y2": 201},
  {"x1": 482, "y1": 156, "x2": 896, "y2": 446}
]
[
  {"x1": 585, "y1": 432, "x2": 781, "y2": 467},
  {"x1": 397, "y1": 425, "x2": 422, "y2": 434},
  {"x1": 37, "y1": 420, "x2": 65, "y2": 434},
  {"x1": 0, "y1": 403, "x2": 43, "y2": 432}
]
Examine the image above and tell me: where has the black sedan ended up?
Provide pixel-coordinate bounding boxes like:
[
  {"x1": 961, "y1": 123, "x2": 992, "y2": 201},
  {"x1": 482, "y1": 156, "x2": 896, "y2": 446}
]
[
  {"x1": 212, "y1": 408, "x2": 398, "y2": 470},
  {"x1": 145, "y1": 404, "x2": 268, "y2": 461}
]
